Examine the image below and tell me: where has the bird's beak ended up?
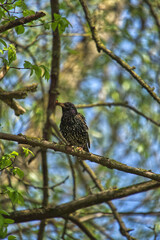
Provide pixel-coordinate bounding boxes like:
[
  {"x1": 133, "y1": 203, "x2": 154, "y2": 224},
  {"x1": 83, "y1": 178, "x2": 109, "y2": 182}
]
[{"x1": 56, "y1": 102, "x2": 65, "y2": 108}]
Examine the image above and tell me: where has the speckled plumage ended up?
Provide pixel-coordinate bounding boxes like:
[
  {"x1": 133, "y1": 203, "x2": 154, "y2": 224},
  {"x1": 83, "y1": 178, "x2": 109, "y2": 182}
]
[{"x1": 57, "y1": 102, "x2": 90, "y2": 152}]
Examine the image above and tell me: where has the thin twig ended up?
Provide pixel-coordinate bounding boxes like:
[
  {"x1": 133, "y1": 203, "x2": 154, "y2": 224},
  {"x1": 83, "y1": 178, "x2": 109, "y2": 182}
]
[
  {"x1": 144, "y1": 0, "x2": 160, "y2": 35},
  {"x1": 61, "y1": 218, "x2": 69, "y2": 239},
  {"x1": 68, "y1": 216, "x2": 97, "y2": 240},
  {"x1": 78, "y1": 0, "x2": 160, "y2": 104},
  {"x1": 76, "y1": 102, "x2": 160, "y2": 127},
  {"x1": 67, "y1": 155, "x2": 76, "y2": 200},
  {"x1": 18, "y1": 176, "x2": 69, "y2": 191}
]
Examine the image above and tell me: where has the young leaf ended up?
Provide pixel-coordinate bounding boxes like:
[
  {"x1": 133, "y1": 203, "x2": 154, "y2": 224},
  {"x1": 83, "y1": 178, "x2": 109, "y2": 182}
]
[
  {"x1": 4, "y1": 218, "x2": 15, "y2": 224},
  {"x1": 8, "y1": 236, "x2": 17, "y2": 240},
  {"x1": 12, "y1": 167, "x2": 24, "y2": 179},
  {"x1": 7, "y1": 190, "x2": 24, "y2": 205},
  {"x1": 10, "y1": 151, "x2": 19, "y2": 156},
  {"x1": 23, "y1": 9, "x2": 35, "y2": 17},
  {"x1": 54, "y1": 13, "x2": 61, "y2": 21},
  {"x1": 0, "y1": 214, "x2": 4, "y2": 229},
  {"x1": 40, "y1": 65, "x2": 50, "y2": 80},
  {"x1": 15, "y1": 25, "x2": 25, "y2": 35},
  {"x1": 0, "y1": 210, "x2": 9, "y2": 216},
  {"x1": 32, "y1": 65, "x2": 42, "y2": 78},
  {"x1": 23, "y1": 60, "x2": 32, "y2": 68},
  {"x1": 0, "y1": 226, "x2": 7, "y2": 239},
  {"x1": 8, "y1": 44, "x2": 16, "y2": 64},
  {"x1": 0, "y1": 38, "x2": 7, "y2": 48},
  {"x1": 22, "y1": 147, "x2": 34, "y2": 157},
  {"x1": 52, "y1": 22, "x2": 58, "y2": 31}
]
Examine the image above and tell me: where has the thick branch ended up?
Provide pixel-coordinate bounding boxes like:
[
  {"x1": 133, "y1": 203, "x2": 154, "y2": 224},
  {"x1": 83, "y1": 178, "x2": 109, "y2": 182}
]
[
  {"x1": 0, "y1": 84, "x2": 38, "y2": 116},
  {"x1": 78, "y1": 0, "x2": 160, "y2": 104},
  {"x1": 8, "y1": 180, "x2": 160, "y2": 223},
  {"x1": 0, "y1": 83, "x2": 38, "y2": 99},
  {"x1": 0, "y1": 12, "x2": 46, "y2": 33},
  {"x1": 0, "y1": 98, "x2": 26, "y2": 116},
  {"x1": 1, "y1": 132, "x2": 160, "y2": 182},
  {"x1": 38, "y1": 0, "x2": 60, "y2": 238}
]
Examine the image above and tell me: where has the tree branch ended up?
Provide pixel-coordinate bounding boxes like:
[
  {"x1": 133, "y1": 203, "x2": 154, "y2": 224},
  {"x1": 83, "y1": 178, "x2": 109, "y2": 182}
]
[
  {"x1": 144, "y1": 0, "x2": 160, "y2": 35},
  {"x1": 7, "y1": 180, "x2": 160, "y2": 223},
  {"x1": 0, "y1": 83, "x2": 38, "y2": 116},
  {"x1": 68, "y1": 216, "x2": 97, "y2": 240},
  {"x1": 0, "y1": 83, "x2": 38, "y2": 99},
  {"x1": 80, "y1": 161, "x2": 135, "y2": 240},
  {"x1": 38, "y1": 0, "x2": 60, "y2": 238},
  {"x1": 0, "y1": 98, "x2": 26, "y2": 116},
  {"x1": 0, "y1": 11, "x2": 46, "y2": 33},
  {"x1": 76, "y1": 102, "x2": 160, "y2": 127},
  {"x1": 78, "y1": 0, "x2": 160, "y2": 104},
  {"x1": 0, "y1": 132, "x2": 160, "y2": 182}
]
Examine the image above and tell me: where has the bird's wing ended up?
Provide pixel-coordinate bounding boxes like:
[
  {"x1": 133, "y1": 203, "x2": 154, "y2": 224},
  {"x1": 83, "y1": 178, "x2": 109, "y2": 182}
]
[{"x1": 76, "y1": 113, "x2": 90, "y2": 148}]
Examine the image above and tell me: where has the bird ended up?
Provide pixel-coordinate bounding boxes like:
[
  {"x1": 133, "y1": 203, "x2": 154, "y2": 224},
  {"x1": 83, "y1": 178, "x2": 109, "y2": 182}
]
[{"x1": 56, "y1": 101, "x2": 90, "y2": 152}]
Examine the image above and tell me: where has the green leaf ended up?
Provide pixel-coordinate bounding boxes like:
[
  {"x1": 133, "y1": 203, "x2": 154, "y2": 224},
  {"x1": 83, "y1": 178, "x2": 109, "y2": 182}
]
[
  {"x1": 14, "y1": 0, "x2": 27, "y2": 10},
  {"x1": 44, "y1": 22, "x2": 50, "y2": 30},
  {"x1": 14, "y1": 0, "x2": 23, "y2": 7},
  {"x1": 8, "y1": 236, "x2": 17, "y2": 240},
  {"x1": 22, "y1": 147, "x2": 34, "y2": 157},
  {"x1": 54, "y1": 13, "x2": 61, "y2": 21},
  {"x1": 0, "y1": 227, "x2": 7, "y2": 239},
  {"x1": 4, "y1": 218, "x2": 14, "y2": 224},
  {"x1": 17, "y1": 192, "x2": 24, "y2": 205},
  {"x1": 52, "y1": 22, "x2": 58, "y2": 31},
  {"x1": 30, "y1": 68, "x2": 34, "y2": 76},
  {"x1": 8, "y1": 16, "x2": 16, "y2": 22},
  {"x1": 24, "y1": 61, "x2": 34, "y2": 76},
  {"x1": 52, "y1": 14, "x2": 72, "y2": 34},
  {"x1": 40, "y1": 65, "x2": 50, "y2": 80},
  {"x1": 2, "y1": 58, "x2": 9, "y2": 65},
  {"x1": 0, "y1": 39, "x2": 7, "y2": 48},
  {"x1": 10, "y1": 151, "x2": 19, "y2": 156},
  {"x1": 15, "y1": 25, "x2": 25, "y2": 35},
  {"x1": 0, "y1": 157, "x2": 12, "y2": 170},
  {"x1": 23, "y1": 60, "x2": 32, "y2": 68},
  {"x1": 7, "y1": 189, "x2": 24, "y2": 205},
  {"x1": 0, "y1": 210, "x2": 9, "y2": 216},
  {"x1": 0, "y1": 8, "x2": 6, "y2": 20},
  {"x1": 8, "y1": 44, "x2": 16, "y2": 64},
  {"x1": 23, "y1": 9, "x2": 35, "y2": 17},
  {"x1": 12, "y1": 167, "x2": 24, "y2": 179},
  {"x1": 6, "y1": 186, "x2": 15, "y2": 193},
  {"x1": 32, "y1": 65, "x2": 42, "y2": 78},
  {"x1": 0, "y1": 214, "x2": 4, "y2": 229}
]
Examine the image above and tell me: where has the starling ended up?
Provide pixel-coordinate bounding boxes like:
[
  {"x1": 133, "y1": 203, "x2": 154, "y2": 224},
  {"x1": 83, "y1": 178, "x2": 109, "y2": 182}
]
[{"x1": 56, "y1": 102, "x2": 90, "y2": 152}]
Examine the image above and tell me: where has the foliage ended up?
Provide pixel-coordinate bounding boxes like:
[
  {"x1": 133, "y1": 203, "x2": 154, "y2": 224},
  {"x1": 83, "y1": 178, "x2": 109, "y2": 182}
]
[
  {"x1": 0, "y1": 150, "x2": 24, "y2": 239},
  {"x1": 52, "y1": 13, "x2": 72, "y2": 34}
]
